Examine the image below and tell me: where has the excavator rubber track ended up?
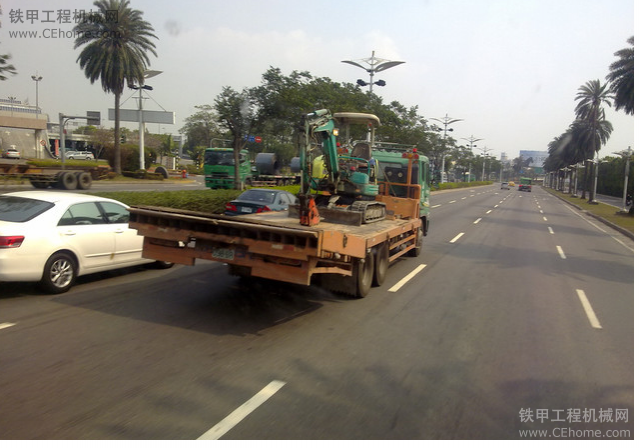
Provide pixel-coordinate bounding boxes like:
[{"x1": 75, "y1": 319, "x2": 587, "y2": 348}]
[{"x1": 350, "y1": 201, "x2": 387, "y2": 224}]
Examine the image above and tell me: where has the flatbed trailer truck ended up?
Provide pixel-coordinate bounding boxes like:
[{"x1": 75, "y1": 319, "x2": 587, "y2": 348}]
[
  {"x1": 128, "y1": 111, "x2": 429, "y2": 297},
  {"x1": 128, "y1": 190, "x2": 425, "y2": 297},
  {"x1": 0, "y1": 161, "x2": 109, "y2": 190}
]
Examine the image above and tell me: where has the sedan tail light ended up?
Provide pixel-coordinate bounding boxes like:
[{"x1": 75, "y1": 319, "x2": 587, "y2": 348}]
[
  {"x1": 225, "y1": 203, "x2": 237, "y2": 212},
  {"x1": 0, "y1": 236, "x2": 25, "y2": 248},
  {"x1": 256, "y1": 206, "x2": 271, "y2": 213}
]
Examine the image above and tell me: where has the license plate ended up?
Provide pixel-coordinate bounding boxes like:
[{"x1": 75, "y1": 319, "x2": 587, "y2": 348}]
[
  {"x1": 241, "y1": 207, "x2": 253, "y2": 213},
  {"x1": 212, "y1": 247, "x2": 234, "y2": 260}
]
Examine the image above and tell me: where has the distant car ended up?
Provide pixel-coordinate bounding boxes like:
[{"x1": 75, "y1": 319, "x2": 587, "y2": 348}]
[
  {"x1": 225, "y1": 188, "x2": 297, "y2": 216},
  {"x1": 2, "y1": 148, "x2": 20, "y2": 159},
  {"x1": 64, "y1": 150, "x2": 95, "y2": 160},
  {"x1": 501, "y1": 182, "x2": 509, "y2": 189},
  {"x1": 0, "y1": 191, "x2": 172, "y2": 294},
  {"x1": 508, "y1": 181, "x2": 516, "y2": 187}
]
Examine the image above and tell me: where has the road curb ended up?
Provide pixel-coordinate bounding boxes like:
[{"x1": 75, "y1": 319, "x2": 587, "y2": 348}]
[{"x1": 544, "y1": 189, "x2": 633, "y2": 240}]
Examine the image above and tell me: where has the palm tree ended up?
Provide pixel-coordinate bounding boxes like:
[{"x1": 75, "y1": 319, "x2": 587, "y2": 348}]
[
  {"x1": 73, "y1": 0, "x2": 157, "y2": 174},
  {"x1": 0, "y1": 46, "x2": 17, "y2": 81},
  {"x1": 574, "y1": 80, "x2": 614, "y2": 202},
  {"x1": 607, "y1": 36, "x2": 634, "y2": 115}
]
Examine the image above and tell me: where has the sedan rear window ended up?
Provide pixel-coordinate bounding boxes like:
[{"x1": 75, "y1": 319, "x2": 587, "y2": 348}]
[{"x1": 0, "y1": 196, "x2": 55, "y2": 223}]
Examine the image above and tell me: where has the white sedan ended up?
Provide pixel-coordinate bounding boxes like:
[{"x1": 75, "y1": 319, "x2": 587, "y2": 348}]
[{"x1": 0, "y1": 191, "x2": 172, "y2": 293}]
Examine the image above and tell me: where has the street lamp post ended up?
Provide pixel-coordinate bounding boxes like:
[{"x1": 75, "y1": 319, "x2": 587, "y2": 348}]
[
  {"x1": 462, "y1": 135, "x2": 483, "y2": 182},
  {"x1": 129, "y1": 70, "x2": 162, "y2": 170},
  {"x1": 479, "y1": 146, "x2": 493, "y2": 182},
  {"x1": 585, "y1": 157, "x2": 609, "y2": 203},
  {"x1": 614, "y1": 146, "x2": 633, "y2": 212},
  {"x1": 342, "y1": 51, "x2": 405, "y2": 94},
  {"x1": 431, "y1": 114, "x2": 463, "y2": 183},
  {"x1": 31, "y1": 73, "x2": 42, "y2": 118}
]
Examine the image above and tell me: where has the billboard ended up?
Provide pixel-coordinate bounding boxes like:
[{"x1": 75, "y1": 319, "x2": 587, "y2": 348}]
[
  {"x1": 520, "y1": 150, "x2": 547, "y2": 168},
  {"x1": 108, "y1": 109, "x2": 175, "y2": 124}
]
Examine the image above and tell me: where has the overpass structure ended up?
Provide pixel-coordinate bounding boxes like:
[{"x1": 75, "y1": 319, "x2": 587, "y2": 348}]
[{"x1": 0, "y1": 99, "x2": 51, "y2": 159}]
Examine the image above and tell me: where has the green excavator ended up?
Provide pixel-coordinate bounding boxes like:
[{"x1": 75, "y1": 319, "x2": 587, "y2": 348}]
[{"x1": 297, "y1": 109, "x2": 387, "y2": 226}]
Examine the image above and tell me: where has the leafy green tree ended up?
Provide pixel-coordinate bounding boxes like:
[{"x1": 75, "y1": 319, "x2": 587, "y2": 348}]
[
  {"x1": 607, "y1": 36, "x2": 634, "y2": 116},
  {"x1": 73, "y1": 0, "x2": 157, "y2": 174},
  {"x1": 214, "y1": 86, "x2": 257, "y2": 189},
  {"x1": 179, "y1": 104, "x2": 223, "y2": 152},
  {"x1": 573, "y1": 80, "x2": 614, "y2": 201}
]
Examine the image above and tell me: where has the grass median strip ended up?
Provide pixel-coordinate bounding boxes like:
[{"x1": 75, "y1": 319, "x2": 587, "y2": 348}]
[{"x1": 544, "y1": 188, "x2": 633, "y2": 234}]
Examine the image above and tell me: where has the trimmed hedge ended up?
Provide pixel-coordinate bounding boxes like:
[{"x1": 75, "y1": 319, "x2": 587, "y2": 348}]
[
  {"x1": 92, "y1": 190, "x2": 241, "y2": 214},
  {"x1": 92, "y1": 182, "x2": 498, "y2": 215}
]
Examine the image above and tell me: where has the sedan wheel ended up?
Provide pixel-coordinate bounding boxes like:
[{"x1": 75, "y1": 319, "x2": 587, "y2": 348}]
[{"x1": 40, "y1": 253, "x2": 77, "y2": 294}]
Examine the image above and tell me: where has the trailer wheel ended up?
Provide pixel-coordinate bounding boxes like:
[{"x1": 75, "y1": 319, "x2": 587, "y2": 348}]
[
  {"x1": 76, "y1": 172, "x2": 92, "y2": 190},
  {"x1": 372, "y1": 242, "x2": 389, "y2": 286},
  {"x1": 353, "y1": 251, "x2": 374, "y2": 298},
  {"x1": 57, "y1": 171, "x2": 78, "y2": 190}
]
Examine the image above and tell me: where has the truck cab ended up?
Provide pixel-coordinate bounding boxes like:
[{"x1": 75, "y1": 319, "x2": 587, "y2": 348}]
[
  {"x1": 373, "y1": 147, "x2": 430, "y2": 234},
  {"x1": 204, "y1": 148, "x2": 251, "y2": 189}
]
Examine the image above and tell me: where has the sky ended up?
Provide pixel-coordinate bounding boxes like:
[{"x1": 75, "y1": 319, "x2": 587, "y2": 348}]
[{"x1": 0, "y1": 0, "x2": 635, "y2": 160}]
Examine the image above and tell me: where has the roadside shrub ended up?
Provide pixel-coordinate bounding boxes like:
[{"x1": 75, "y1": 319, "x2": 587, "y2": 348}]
[{"x1": 93, "y1": 190, "x2": 241, "y2": 214}]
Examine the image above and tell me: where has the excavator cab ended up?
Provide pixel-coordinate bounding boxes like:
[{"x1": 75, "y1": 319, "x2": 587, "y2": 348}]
[{"x1": 298, "y1": 110, "x2": 386, "y2": 226}]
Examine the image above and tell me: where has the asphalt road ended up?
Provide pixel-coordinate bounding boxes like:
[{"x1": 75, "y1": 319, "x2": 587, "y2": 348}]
[{"x1": 0, "y1": 184, "x2": 633, "y2": 439}]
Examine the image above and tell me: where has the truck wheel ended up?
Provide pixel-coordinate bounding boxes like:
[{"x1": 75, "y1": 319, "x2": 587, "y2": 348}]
[
  {"x1": 372, "y1": 242, "x2": 389, "y2": 287},
  {"x1": 40, "y1": 252, "x2": 76, "y2": 294},
  {"x1": 353, "y1": 251, "x2": 374, "y2": 298},
  {"x1": 76, "y1": 172, "x2": 92, "y2": 190},
  {"x1": 57, "y1": 171, "x2": 78, "y2": 190},
  {"x1": 409, "y1": 226, "x2": 423, "y2": 257}
]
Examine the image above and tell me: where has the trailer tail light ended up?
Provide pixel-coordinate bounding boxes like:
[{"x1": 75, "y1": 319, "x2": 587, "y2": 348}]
[
  {"x1": 0, "y1": 236, "x2": 25, "y2": 248},
  {"x1": 256, "y1": 206, "x2": 271, "y2": 213},
  {"x1": 225, "y1": 203, "x2": 237, "y2": 212}
]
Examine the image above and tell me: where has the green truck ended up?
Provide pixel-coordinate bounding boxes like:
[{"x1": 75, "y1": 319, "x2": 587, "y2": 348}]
[
  {"x1": 204, "y1": 148, "x2": 298, "y2": 189},
  {"x1": 518, "y1": 177, "x2": 532, "y2": 192}
]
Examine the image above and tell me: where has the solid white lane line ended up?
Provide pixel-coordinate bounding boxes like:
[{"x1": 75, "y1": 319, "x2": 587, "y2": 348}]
[
  {"x1": 198, "y1": 380, "x2": 286, "y2": 440},
  {"x1": 0, "y1": 323, "x2": 16, "y2": 330},
  {"x1": 449, "y1": 232, "x2": 465, "y2": 243},
  {"x1": 576, "y1": 290, "x2": 603, "y2": 329},
  {"x1": 388, "y1": 264, "x2": 427, "y2": 293},
  {"x1": 548, "y1": 227, "x2": 554, "y2": 234},
  {"x1": 556, "y1": 246, "x2": 567, "y2": 259},
  {"x1": 473, "y1": 218, "x2": 482, "y2": 224}
]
